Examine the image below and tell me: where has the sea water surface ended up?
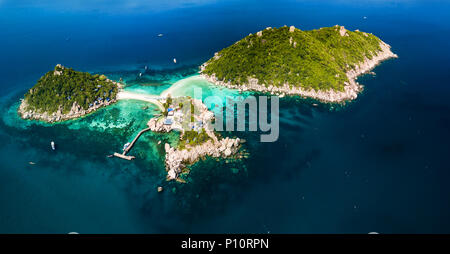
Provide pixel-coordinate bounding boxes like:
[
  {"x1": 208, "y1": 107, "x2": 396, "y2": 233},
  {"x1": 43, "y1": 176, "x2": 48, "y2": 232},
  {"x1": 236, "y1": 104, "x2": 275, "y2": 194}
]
[{"x1": 1, "y1": 0, "x2": 450, "y2": 233}]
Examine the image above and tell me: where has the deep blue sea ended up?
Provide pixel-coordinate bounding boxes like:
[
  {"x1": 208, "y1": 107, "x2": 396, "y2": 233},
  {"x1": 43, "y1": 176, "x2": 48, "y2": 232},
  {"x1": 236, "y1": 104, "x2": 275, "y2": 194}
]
[{"x1": 1, "y1": 0, "x2": 450, "y2": 233}]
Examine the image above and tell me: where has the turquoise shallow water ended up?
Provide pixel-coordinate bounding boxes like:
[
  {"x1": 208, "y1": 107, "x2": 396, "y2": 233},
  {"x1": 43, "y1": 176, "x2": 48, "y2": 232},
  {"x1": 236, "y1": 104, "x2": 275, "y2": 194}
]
[
  {"x1": 1, "y1": 72, "x2": 240, "y2": 164},
  {"x1": 0, "y1": 70, "x2": 251, "y2": 233}
]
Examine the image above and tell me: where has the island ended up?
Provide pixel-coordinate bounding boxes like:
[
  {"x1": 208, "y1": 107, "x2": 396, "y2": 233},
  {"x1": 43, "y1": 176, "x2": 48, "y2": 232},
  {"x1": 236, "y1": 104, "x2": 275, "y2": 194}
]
[
  {"x1": 18, "y1": 64, "x2": 121, "y2": 122},
  {"x1": 145, "y1": 96, "x2": 243, "y2": 181},
  {"x1": 200, "y1": 25, "x2": 398, "y2": 102},
  {"x1": 110, "y1": 94, "x2": 244, "y2": 181}
]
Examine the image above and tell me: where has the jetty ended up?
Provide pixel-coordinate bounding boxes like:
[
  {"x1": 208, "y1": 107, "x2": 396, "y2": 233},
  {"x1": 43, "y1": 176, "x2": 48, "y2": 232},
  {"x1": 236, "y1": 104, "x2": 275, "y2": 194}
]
[
  {"x1": 116, "y1": 91, "x2": 165, "y2": 112},
  {"x1": 113, "y1": 152, "x2": 135, "y2": 160},
  {"x1": 114, "y1": 127, "x2": 151, "y2": 160}
]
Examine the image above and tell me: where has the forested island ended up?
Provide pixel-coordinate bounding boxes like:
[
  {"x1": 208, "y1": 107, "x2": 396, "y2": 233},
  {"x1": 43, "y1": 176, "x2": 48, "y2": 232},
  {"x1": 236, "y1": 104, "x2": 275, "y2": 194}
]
[
  {"x1": 201, "y1": 25, "x2": 397, "y2": 102},
  {"x1": 145, "y1": 96, "x2": 243, "y2": 181},
  {"x1": 18, "y1": 64, "x2": 121, "y2": 122}
]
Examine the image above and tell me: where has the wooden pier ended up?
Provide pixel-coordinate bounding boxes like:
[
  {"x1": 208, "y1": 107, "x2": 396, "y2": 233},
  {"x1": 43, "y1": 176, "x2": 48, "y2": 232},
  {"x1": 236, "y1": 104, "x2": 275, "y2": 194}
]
[{"x1": 114, "y1": 127, "x2": 151, "y2": 160}]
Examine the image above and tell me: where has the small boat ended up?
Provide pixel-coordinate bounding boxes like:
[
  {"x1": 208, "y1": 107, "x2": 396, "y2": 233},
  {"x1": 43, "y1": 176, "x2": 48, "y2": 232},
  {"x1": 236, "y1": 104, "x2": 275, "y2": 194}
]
[
  {"x1": 173, "y1": 58, "x2": 177, "y2": 64},
  {"x1": 312, "y1": 103, "x2": 318, "y2": 107},
  {"x1": 144, "y1": 65, "x2": 148, "y2": 70},
  {"x1": 158, "y1": 33, "x2": 163, "y2": 37},
  {"x1": 29, "y1": 161, "x2": 36, "y2": 165},
  {"x1": 139, "y1": 72, "x2": 142, "y2": 77},
  {"x1": 123, "y1": 142, "x2": 131, "y2": 151},
  {"x1": 107, "y1": 154, "x2": 113, "y2": 158},
  {"x1": 51, "y1": 141, "x2": 55, "y2": 151}
]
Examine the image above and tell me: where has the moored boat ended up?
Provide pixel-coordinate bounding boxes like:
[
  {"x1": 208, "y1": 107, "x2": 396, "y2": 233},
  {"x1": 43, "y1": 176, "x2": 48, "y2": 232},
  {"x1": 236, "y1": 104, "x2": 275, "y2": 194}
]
[{"x1": 123, "y1": 142, "x2": 131, "y2": 151}]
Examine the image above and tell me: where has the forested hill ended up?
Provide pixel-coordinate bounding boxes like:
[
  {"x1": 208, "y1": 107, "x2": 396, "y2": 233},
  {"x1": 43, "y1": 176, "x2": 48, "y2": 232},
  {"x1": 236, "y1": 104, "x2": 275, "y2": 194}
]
[
  {"x1": 201, "y1": 25, "x2": 384, "y2": 92},
  {"x1": 23, "y1": 65, "x2": 118, "y2": 114}
]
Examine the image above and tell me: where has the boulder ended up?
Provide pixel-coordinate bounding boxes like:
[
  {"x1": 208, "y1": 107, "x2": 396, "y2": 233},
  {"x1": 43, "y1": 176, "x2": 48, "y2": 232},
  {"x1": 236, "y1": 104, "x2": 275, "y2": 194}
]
[
  {"x1": 224, "y1": 148, "x2": 232, "y2": 156},
  {"x1": 165, "y1": 143, "x2": 170, "y2": 152},
  {"x1": 338, "y1": 26, "x2": 348, "y2": 36}
]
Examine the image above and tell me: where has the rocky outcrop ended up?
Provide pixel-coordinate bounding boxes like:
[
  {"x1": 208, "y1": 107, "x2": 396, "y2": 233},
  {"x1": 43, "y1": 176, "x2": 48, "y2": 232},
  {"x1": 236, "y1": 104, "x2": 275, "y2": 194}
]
[
  {"x1": 147, "y1": 117, "x2": 173, "y2": 132},
  {"x1": 165, "y1": 136, "x2": 241, "y2": 180},
  {"x1": 145, "y1": 96, "x2": 240, "y2": 180},
  {"x1": 200, "y1": 40, "x2": 397, "y2": 103},
  {"x1": 337, "y1": 25, "x2": 348, "y2": 36}
]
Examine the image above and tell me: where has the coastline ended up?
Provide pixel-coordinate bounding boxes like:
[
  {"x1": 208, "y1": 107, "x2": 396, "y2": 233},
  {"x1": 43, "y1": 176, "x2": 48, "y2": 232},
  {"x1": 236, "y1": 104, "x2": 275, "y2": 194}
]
[
  {"x1": 18, "y1": 97, "x2": 118, "y2": 123},
  {"x1": 146, "y1": 97, "x2": 243, "y2": 180},
  {"x1": 18, "y1": 79, "x2": 123, "y2": 123},
  {"x1": 159, "y1": 75, "x2": 203, "y2": 98},
  {"x1": 164, "y1": 136, "x2": 242, "y2": 181},
  {"x1": 200, "y1": 41, "x2": 398, "y2": 103}
]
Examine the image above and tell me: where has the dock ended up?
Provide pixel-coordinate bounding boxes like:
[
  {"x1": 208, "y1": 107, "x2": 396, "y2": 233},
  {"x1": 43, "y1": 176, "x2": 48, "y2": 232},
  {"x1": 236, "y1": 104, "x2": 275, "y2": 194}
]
[
  {"x1": 113, "y1": 152, "x2": 135, "y2": 160},
  {"x1": 114, "y1": 127, "x2": 151, "y2": 160}
]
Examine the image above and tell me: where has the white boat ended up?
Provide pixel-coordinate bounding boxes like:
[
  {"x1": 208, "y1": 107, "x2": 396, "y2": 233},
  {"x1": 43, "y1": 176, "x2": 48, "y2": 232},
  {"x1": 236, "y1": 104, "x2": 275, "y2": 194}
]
[
  {"x1": 173, "y1": 58, "x2": 177, "y2": 64},
  {"x1": 139, "y1": 72, "x2": 142, "y2": 77},
  {"x1": 144, "y1": 65, "x2": 148, "y2": 70},
  {"x1": 158, "y1": 33, "x2": 163, "y2": 37},
  {"x1": 51, "y1": 141, "x2": 55, "y2": 150},
  {"x1": 123, "y1": 142, "x2": 131, "y2": 151}
]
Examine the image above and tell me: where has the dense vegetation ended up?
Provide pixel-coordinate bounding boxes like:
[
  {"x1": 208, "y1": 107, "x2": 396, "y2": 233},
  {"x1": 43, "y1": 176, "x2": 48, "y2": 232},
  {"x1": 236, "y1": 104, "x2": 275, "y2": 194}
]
[
  {"x1": 202, "y1": 26, "x2": 382, "y2": 91},
  {"x1": 24, "y1": 65, "x2": 118, "y2": 113},
  {"x1": 178, "y1": 129, "x2": 211, "y2": 150}
]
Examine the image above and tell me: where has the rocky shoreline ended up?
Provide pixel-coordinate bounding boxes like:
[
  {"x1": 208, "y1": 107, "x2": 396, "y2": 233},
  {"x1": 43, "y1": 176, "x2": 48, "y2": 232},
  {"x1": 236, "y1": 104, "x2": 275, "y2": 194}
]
[
  {"x1": 18, "y1": 97, "x2": 117, "y2": 123},
  {"x1": 164, "y1": 136, "x2": 241, "y2": 180},
  {"x1": 200, "y1": 40, "x2": 398, "y2": 103},
  {"x1": 18, "y1": 80, "x2": 122, "y2": 123},
  {"x1": 145, "y1": 97, "x2": 242, "y2": 181}
]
